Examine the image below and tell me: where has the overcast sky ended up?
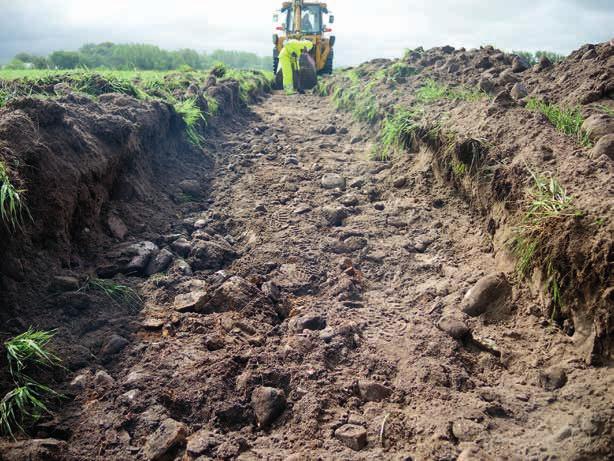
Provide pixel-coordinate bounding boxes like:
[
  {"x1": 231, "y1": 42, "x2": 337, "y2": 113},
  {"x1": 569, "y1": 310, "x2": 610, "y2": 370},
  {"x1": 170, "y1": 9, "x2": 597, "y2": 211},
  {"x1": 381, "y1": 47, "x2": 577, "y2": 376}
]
[{"x1": 0, "y1": 0, "x2": 612, "y2": 66}]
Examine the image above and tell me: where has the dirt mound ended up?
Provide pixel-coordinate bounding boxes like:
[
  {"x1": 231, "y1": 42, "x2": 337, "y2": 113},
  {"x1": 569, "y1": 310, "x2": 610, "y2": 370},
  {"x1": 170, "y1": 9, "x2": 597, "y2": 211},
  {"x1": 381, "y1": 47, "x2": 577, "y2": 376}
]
[{"x1": 321, "y1": 40, "x2": 614, "y2": 365}]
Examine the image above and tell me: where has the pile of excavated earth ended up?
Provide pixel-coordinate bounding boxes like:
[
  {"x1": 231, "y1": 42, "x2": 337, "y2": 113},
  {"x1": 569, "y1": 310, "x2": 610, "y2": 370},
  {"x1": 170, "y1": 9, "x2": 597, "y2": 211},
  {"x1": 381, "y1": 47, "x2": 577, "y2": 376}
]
[{"x1": 0, "y1": 42, "x2": 612, "y2": 460}]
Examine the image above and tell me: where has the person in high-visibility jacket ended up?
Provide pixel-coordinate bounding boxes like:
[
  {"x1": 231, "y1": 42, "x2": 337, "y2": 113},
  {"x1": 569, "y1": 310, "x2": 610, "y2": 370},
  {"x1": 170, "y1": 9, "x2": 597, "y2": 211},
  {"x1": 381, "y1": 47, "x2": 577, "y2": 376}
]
[{"x1": 278, "y1": 39, "x2": 314, "y2": 95}]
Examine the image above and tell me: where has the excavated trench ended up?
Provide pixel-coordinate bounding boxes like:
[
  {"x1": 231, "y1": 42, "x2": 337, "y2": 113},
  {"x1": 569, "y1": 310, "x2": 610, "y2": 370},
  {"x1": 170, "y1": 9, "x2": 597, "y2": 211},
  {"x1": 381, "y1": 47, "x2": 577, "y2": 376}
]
[{"x1": 0, "y1": 68, "x2": 613, "y2": 460}]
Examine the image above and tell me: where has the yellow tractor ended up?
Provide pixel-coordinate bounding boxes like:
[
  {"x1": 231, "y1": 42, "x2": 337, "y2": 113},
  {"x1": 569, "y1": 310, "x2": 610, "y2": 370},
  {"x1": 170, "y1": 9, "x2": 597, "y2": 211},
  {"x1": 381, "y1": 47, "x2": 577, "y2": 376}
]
[{"x1": 272, "y1": 0, "x2": 335, "y2": 89}]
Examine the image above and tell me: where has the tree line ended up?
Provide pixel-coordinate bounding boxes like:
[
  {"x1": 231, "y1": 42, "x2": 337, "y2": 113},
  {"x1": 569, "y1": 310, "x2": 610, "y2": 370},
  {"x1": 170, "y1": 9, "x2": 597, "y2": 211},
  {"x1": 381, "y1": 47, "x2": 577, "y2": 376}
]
[
  {"x1": 3, "y1": 42, "x2": 270, "y2": 71},
  {"x1": 511, "y1": 50, "x2": 566, "y2": 66}
]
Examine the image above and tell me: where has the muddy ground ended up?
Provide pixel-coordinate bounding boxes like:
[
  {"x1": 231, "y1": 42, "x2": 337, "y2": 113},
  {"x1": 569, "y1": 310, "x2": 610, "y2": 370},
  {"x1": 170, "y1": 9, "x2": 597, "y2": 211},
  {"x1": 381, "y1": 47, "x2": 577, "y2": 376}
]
[{"x1": 1, "y1": 45, "x2": 613, "y2": 461}]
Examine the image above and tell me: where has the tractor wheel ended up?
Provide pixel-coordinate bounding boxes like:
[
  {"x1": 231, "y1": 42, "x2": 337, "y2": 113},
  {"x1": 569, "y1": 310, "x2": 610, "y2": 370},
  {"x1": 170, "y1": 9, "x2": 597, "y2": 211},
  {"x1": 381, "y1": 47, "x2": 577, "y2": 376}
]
[
  {"x1": 320, "y1": 50, "x2": 334, "y2": 75},
  {"x1": 297, "y1": 52, "x2": 317, "y2": 91},
  {"x1": 273, "y1": 48, "x2": 279, "y2": 73}
]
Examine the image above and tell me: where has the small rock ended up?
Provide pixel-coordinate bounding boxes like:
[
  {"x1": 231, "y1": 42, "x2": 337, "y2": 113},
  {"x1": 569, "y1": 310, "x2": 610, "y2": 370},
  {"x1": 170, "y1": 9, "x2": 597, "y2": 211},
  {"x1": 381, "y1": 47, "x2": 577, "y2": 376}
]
[
  {"x1": 251, "y1": 387, "x2": 286, "y2": 428},
  {"x1": 591, "y1": 134, "x2": 614, "y2": 160},
  {"x1": 491, "y1": 90, "x2": 515, "y2": 108},
  {"x1": 189, "y1": 239, "x2": 237, "y2": 271},
  {"x1": 142, "y1": 318, "x2": 165, "y2": 330},
  {"x1": 374, "y1": 203, "x2": 385, "y2": 211},
  {"x1": 339, "y1": 193, "x2": 360, "y2": 207},
  {"x1": 393, "y1": 176, "x2": 407, "y2": 188},
  {"x1": 142, "y1": 418, "x2": 187, "y2": 461},
  {"x1": 511, "y1": 55, "x2": 528, "y2": 72},
  {"x1": 320, "y1": 125, "x2": 336, "y2": 135},
  {"x1": 49, "y1": 276, "x2": 80, "y2": 292},
  {"x1": 186, "y1": 429, "x2": 221, "y2": 457},
  {"x1": 321, "y1": 206, "x2": 348, "y2": 227},
  {"x1": 174, "y1": 290, "x2": 208, "y2": 312},
  {"x1": 178, "y1": 179, "x2": 202, "y2": 197},
  {"x1": 357, "y1": 380, "x2": 392, "y2": 402},
  {"x1": 348, "y1": 177, "x2": 366, "y2": 189},
  {"x1": 289, "y1": 315, "x2": 327, "y2": 332},
  {"x1": 194, "y1": 219, "x2": 207, "y2": 229},
  {"x1": 172, "y1": 238, "x2": 193, "y2": 257},
  {"x1": 538, "y1": 366, "x2": 567, "y2": 391},
  {"x1": 107, "y1": 214, "x2": 128, "y2": 240},
  {"x1": 261, "y1": 281, "x2": 281, "y2": 301},
  {"x1": 498, "y1": 68, "x2": 520, "y2": 85},
  {"x1": 510, "y1": 82, "x2": 528, "y2": 100},
  {"x1": 437, "y1": 317, "x2": 471, "y2": 340},
  {"x1": 553, "y1": 425, "x2": 572, "y2": 441},
  {"x1": 478, "y1": 77, "x2": 495, "y2": 93},
  {"x1": 70, "y1": 373, "x2": 89, "y2": 391},
  {"x1": 582, "y1": 114, "x2": 614, "y2": 142},
  {"x1": 321, "y1": 173, "x2": 346, "y2": 190},
  {"x1": 100, "y1": 335, "x2": 129, "y2": 359},
  {"x1": 452, "y1": 419, "x2": 485, "y2": 441},
  {"x1": 534, "y1": 56, "x2": 552, "y2": 72},
  {"x1": 171, "y1": 258, "x2": 192, "y2": 276},
  {"x1": 350, "y1": 136, "x2": 363, "y2": 144},
  {"x1": 293, "y1": 203, "x2": 312, "y2": 214},
  {"x1": 461, "y1": 272, "x2": 511, "y2": 317},
  {"x1": 334, "y1": 424, "x2": 367, "y2": 451},
  {"x1": 94, "y1": 369, "x2": 115, "y2": 387},
  {"x1": 145, "y1": 249, "x2": 174, "y2": 276}
]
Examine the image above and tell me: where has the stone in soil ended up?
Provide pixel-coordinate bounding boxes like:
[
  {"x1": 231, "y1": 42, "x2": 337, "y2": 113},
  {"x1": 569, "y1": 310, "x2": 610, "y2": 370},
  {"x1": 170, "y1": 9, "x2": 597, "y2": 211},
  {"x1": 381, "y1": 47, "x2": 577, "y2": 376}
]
[
  {"x1": 590, "y1": 134, "x2": 614, "y2": 160},
  {"x1": 142, "y1": 417, "x2": 188, "y2": 461},
  {"x1": 189, "y1": 239, "x2": 237, "y2": 271},
  {"x1": 93, "y1": 369, "x2": 115, "y2": 387},
  {"x1": 357, "y1": 380, "x2": 392, "y2": 402},
  {"x1": 581, "y1": 114, "x2": 614, "y2": 142},
  {"x1": 206, "y1": 276, "x2": 262, "y2": 313},
  {"x1": 171, "y1": 237, "x2": 192, "y2": 257},
  {"x1": 334, "y1": 424, "x2": 367, "y2": 451},
  {"x1": 145, "y1": 248, "x2": 174, "y2": 276},
  {"x1": 174, "y1": 290, "x2": 208, "y2": 312},
  {"x1": 539, "y1": 366, "x2": 567, "y2": 391},
  {"x1": 100, "y1": 334, "x2": 129, "y2": 360},
  {"x1": 461, "y1": 272, "x2": 511, "y2": 317},
  {"x1": 178, "y1": 179, "x2": 202, "y2": 197},
  {"x1": 437, "y1": 317, "x2": 471, "y2": 340},
  {"x1": 321, "y1": 173, "x2": 346, "y2": 189},
  {"x1": 510, "y1": 82, "x2": 528, "y2": 100},
  {"x1": 289, "y1": 314, "x2": 327, "y2": 332},
  {"x1": 49, "y1": 276, "x2": 80, "y2": 292},
  {"x1": 251, "y1": 386, "x2": 286, "y2": 428},
  {"x1": 322, "y1": 205, "x2": 349, "y2": 227},
  {"x1": 107, "y1": 214, "x2": 128, "y2": 240},
  {"x1": 452, "y1": 419, "x2": 485, "y2": 442}
]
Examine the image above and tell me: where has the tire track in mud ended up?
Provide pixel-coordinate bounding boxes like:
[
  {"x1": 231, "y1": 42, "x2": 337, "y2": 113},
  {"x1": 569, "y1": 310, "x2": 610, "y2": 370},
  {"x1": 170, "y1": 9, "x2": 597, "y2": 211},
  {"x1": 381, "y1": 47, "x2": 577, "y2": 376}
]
[{"x1": 12, "y1": 93, "x2": 611, "y2": 460}]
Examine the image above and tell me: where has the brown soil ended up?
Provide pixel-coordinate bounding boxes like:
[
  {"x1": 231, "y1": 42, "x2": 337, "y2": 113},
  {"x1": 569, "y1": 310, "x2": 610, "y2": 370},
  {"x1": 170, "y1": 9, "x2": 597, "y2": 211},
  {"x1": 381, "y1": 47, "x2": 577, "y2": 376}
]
[{"x1": 0, "y1": 45, "x2": 613, "y2": 461}]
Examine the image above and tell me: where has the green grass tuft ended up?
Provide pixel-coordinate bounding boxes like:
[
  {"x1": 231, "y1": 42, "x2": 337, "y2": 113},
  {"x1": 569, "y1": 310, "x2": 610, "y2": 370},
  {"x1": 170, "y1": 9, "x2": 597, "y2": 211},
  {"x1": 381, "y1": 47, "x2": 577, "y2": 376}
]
[
  {"x1": 452, "y1": 162, "x2": 467, "y2": 176},
  {"x1": 416, "y1": 79, "x2": 485, "y2": 103},
  {"x1": 0, "y1": 383, "x2": 57, "y2": 437},
  {"x1": 376, "y1": 108, "x2": 420, "y2": 160},
  {"x1": 508, "y1": 169, "x2": 581, "y2": 312},
  {"x1": 0, "y1": 161, "x2": 29, "y2": 230},
  {"x1": 2, "y1": 329, "x2": 61, "y2": 437},
  {"x1": 4, "y1": 328, "x2": 60, "y2": 377},
  {"x1": 173, "y1": 98, "x2": 205, "y2": 147},
  {"x1": 79, "y1": 278, "x2": 142, "y2": 310},
  {"x1": 526, "y1": 98, "x2": 591, "y2": 147}
]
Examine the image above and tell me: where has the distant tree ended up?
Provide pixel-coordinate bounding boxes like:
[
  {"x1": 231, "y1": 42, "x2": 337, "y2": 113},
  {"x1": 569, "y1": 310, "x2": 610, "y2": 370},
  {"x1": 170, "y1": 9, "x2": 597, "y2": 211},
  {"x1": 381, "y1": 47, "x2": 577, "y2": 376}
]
[
  {"x1": 4, "y1": 59, "x2": 26, "y2": 70},
  {"x1": 49, "y1": 51, "x2": 82, "y2": 69}
]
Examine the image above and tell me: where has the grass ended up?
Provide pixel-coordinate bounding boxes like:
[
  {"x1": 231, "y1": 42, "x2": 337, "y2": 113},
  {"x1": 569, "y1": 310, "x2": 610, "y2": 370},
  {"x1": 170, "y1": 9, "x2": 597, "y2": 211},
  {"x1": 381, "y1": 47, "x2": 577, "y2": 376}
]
[
  {"x1": 174, "y1": 98, "x2": 205, "y2": 147},
  {"x1": 0, "y1": 68, "x2": 273, "y2": 148},
  {"x1": 4, "y1": 328, "x2": 60, "y2": 377},
  {"x1": 79, "y1": 278, "x2": 142, "y2": 310},
  {"x1": 331, "y1": 71, "x2": 381, "y2": 124},
  {"x1": 376, "y1": 108, "x2": 420, "y2": 160},
  {"x1": 508, "y1": 169, "x2": 581, "y2": 314},
  {"x1": 1, "y1": 329, "x2": 61, "y2": 437},
  {"x1": 596, "y1": 104, "x2": 614, "y2": 117},
  {"x1": 0, "y1": 161, "x2": 29, "y2": 230},
  {"x1": 452, "y1": 161, "x2": 467, "y2": 176},
  {"x1": 0, "y1": 383, "x2": 56, "y2": 437},
  {"x1": 416, "y1": 79, "x2": 485, "y2": 103},
  {"x1": 526, "y1": 98, "x2": 592, "y2": 147}
]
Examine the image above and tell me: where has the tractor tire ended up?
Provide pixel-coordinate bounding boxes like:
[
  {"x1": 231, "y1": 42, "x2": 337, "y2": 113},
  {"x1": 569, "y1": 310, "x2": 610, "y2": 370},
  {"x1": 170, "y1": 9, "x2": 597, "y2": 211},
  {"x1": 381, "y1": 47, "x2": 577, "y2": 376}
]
[
  {"x1": 273, "y1": 48, "x2": 279, "y2": 74},
  {"x1": 297, "y1": 52, "x2": 317, "y2": 91},
  {"x1": 320, "y1": 50, "x2": 334, "y2": 75}
]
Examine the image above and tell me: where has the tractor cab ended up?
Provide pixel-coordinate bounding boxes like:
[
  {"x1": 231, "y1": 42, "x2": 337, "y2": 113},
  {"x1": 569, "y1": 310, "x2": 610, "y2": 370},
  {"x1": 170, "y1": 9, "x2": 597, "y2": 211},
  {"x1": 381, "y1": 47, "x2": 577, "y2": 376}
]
[{"x1": 273, "y1": 1, "x2": 335, "y2": 76}]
